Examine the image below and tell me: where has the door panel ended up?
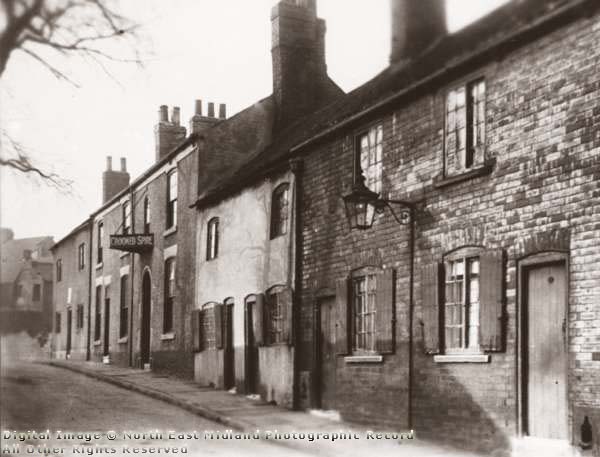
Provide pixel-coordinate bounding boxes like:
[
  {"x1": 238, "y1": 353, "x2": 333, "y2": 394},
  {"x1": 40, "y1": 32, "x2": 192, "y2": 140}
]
[
  {"x1": 224, "y1": 302, "x2": 235, "y2": 390},
  {"x1": 66, "y1": 308, "x2": 72, "y2": 356},
  {"x1": 245, "y1": 302, "x2": 258, "y2": 394},
  {"x1": 526, "y1": 263, "x2": 567, "y2": 439},
  {"x1": 141, "y1": 273, "x2": 151, "y2": 366},
  {"x1": 103, "y1": 298, "x2": 110, "y2": 356},
  {"x1": 319, "y1": 297, "x2": 336, "y2": 410}
]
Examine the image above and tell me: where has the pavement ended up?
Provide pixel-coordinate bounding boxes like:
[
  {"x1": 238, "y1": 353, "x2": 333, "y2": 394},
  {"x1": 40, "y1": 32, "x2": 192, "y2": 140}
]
[
  {"x1": 44, "y1": 359, "x2": 589, "y2": 457},
  {"x1": 44, "y1": 359, "x2": 488, "y2": 457}
]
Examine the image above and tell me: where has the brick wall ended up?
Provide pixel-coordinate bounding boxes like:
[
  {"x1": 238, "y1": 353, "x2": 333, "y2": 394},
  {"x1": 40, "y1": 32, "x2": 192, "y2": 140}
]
[{"x1": 298, "y1": 9, "x2": 600, "y2": 452}]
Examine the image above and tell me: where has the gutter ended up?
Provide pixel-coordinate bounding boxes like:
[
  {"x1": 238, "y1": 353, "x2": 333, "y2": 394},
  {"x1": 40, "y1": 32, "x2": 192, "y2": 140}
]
[{"x1": 86, "y1": 216, "x2": 93, "y2": 361}]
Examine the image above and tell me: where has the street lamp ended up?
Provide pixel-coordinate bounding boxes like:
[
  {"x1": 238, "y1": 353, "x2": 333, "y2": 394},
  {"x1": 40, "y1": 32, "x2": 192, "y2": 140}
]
[{"x1": 343, "y1": 174, "x2": 414, "y2": 230}]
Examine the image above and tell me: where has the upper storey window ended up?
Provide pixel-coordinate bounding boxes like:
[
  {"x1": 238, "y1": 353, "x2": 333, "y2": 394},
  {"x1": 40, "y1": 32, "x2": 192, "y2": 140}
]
[
  {"x1": 445, "y1": 79, "x2": 486, "y2": 175},
  {"x1": 356, "y1": 124, "x2": 383, "y2": 194},
  {"x1": 270, "y1": 183, "x2": 289, "y2": 239},
  {"x1": 167, "y1": 171, "x2": 177, "y2": 230}
]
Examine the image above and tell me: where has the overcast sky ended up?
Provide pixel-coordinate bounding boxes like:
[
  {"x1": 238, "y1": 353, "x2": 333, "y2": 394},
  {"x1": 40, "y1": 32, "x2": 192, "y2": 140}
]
[{"x1": 0, "y1": 0, "x2": 508, "y2": 241}]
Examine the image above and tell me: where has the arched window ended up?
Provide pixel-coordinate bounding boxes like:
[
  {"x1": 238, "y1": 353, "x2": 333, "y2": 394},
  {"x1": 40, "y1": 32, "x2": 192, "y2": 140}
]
[
  {"x1": 270, "y1": 183, "x2": 289, "y2": 239},
  {"x1": 206, "y1": 217, "x2": 219, "y2": 260}
]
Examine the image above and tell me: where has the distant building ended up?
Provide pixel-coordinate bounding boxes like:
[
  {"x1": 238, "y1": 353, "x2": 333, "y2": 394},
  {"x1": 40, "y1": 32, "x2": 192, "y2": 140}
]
[{"x1": 0, "y1": 228, "x2": 54, "y2": 337}]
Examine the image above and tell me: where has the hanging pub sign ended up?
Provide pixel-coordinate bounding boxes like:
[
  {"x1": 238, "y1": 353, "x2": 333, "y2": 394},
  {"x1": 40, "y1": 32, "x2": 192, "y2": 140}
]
[{"x1": 109, "y1": 234, "x2": 154, "y2": 253}]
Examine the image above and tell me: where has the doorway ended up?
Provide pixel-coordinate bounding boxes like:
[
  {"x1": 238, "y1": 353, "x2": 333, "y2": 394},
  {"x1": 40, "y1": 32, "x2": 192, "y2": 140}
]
[
  {"x1": 140, "y1": 271, "x2": 152, "y2": 367},
  {"x1": 223, "y1": 299, "x2": 235, "y2": 390},
  {"x1": 103, "y1": 287, "x2": 110, "y2": 357},
  {"x1": 244, "y1": 299, "x2": 258, "y2": 394},
  {"x1": 522, "y1": 259, "x2": 568, "y2": 439},
  {"x1": 317, "y1": 296, "x2": 337, "y2": 410},
  {"x1": 66, "y1": 307, "x2": 72, "y2": 358}
]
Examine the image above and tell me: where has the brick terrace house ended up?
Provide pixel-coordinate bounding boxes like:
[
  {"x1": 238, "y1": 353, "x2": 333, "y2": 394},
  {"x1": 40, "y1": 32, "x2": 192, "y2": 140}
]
[
  {"x1": 49, "y1": 0, "x2": 600, "y2": 453},
  {"x1": 286, "y1": 0, "x2": 600, "y2": 452},
  {"x1": 198, "y1": 0, "x2": 600, "y2": 452}
]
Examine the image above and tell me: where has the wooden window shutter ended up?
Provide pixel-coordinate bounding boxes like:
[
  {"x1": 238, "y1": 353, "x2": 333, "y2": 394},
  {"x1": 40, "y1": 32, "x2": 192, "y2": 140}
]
[
  {"x1": 335, "y1": 278, "x2": 350, "y2": 355},
  {"x1": 376, "y1": 269, "x2": 396, "y2": 354},
  {"x1": 479, "y1": 249, "x2": 505, "y2": 352},
  {"x1": 192, "y1": 309, "x2": 202, "y2": 352},
  {"x1": 281, "y1": 287, "x2": 293, "y2": 345},
  {"x1": 254, "y1": 294, "x2": 265, "y2": 346},
  {"x1": 214, "y1": 304, "x2": 224, "y2": 349},
  {"x1": 421, "y1": 263, "x2": 442, "y2": 354}
]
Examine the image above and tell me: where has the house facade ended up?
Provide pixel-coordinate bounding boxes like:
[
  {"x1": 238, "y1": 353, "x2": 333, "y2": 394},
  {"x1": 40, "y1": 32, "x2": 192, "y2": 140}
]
[
  {"x1": 290, "y1": 0, "x2": 600, "y2": 452},
  {"x1": 48, "y1": 0, "x2": 600, "y2": 453},
  {"x1": 51, "y1": 222, "x2": 90, "y2": 360}
]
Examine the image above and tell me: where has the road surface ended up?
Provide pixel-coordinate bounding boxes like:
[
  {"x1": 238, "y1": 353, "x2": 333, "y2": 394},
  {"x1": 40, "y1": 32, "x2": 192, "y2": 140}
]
[{"x1": 0, "y1": 359, "x2": 313, "y2": 457}]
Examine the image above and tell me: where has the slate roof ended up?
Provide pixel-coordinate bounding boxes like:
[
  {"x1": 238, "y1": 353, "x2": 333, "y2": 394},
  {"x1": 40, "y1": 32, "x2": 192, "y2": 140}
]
[{"x1": 194, "y1": 0, "x2": 595, "y2": 207}]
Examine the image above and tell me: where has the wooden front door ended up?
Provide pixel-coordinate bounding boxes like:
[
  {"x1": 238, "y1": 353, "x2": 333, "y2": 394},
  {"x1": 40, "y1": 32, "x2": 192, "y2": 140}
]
[
  {"x1": 103, "y1": 295, "x2": 110, "y2": 356},
  {"x1": 244, "y1": 301, "x2": 258, "y2": 394},
  {"x1": 66, "y1": 308, "x2": 72, "y2": 356},
  {"x1": 319, "y1": 297, "x2": 337, "y2": 410},
  {"x1": 525, "y1": 262, "x2": 568, "y2": 439},
  {"x1": 223, "y1": 302, "x2": 235, "y2": 390},
  {"x1": 140, "y1": 272, "x2": 152, "y2": 366}
]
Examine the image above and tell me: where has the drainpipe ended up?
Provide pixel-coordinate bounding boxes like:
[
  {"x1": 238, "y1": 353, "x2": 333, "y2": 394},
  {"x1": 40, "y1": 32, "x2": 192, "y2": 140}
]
[
  {"x1": 407, "y1": 206, "x2": 416, "y2": 429},
  {"x1": 129, "y1": 187, "x2": 135, "y2": 367},
  {"x1": 86, "y1": 217, "x2": 93, "y2": 361},
  {"x1": 290, "y1": 158, "x2": 304, "y2": 410}
]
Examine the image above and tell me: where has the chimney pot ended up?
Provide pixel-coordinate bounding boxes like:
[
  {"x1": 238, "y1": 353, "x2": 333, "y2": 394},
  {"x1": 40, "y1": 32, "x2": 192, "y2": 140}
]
[
  {"x1": 195, "y1": 99, "x2": 203, "y2": 116},
  {"x1": 219, "y1": 103, "x2": 227, "y2": 119},
  {"x1": 171, "y1": 107, "x2": 181, "y2": 126},
  {"x1": 207, "y1": 103, "x2": 215, "y2": 118},
  {"x1": 159, "y1": 105, "x2": 169, "y2": 122},
  {"x1": 120, "y1": 157, "x2": 127, "y2": 172},
  {"x1": 106, "y1": 156, "x2": 112, "y2": 171}
]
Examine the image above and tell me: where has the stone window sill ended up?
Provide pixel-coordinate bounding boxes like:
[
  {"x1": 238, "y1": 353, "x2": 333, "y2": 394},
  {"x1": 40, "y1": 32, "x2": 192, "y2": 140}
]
[
  {"x1": 161, "y1": 333, "x2": 175, "y2": 341},
  {"x1": 434, "y1": 158, "x2": 496, "y2": 189},
  {"x1": 163, "y1": 226, "x2": 177, "y2": 238},
  {"x1": 95, "y1": 262, "x2": 103, "y2": 270},
  {"x1": 433, "y1": 354, "x2": 490, "y2": 363},
  {"x1": 119, "y1": 251, "x2": 130, "y2": 259},
  {"x1": 93, "y1": 340, "x2": 102, "y2": 347},
  {"x1": 344, "y1": 355, "x2": 383, "y2": 364},
  {"x1": 118, "y1": 336, "x2": 128, "y2": 344}
]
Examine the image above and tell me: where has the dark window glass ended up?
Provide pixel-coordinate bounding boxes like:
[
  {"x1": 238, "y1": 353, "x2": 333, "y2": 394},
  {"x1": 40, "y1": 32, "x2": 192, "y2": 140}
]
[
  {"x1": 56, "y1": 259, "x2": 62, "y2": 282},
  {"x1": 270, "y1": 184, "x2": 290, "y2": 239},
  {"x1": 78, "y1": 243, "x2": 85, "y2": 270},
  {"x1": 55, "y1": 312, "x2": 61, "y2": 333},
  {"x1": 97, "y1": 222, "x2": 104, "y2": 264},
  {"x1": 167, "y1": 171, "x2": 177, "y2": 229},
  {"x1": 163, "y1": 259, "x2": 175, "y2": 333},
  {"x1": 206, "y1": 218, "x2": 219, "y2": 260},
  {"x1": 122, "y1": 201, "x2": 131, "y2": 235},
  {"x1": 143, "y1": 197, "x2": 151, "y2": 234},
  {"x1": 32, "y1": 284, "x2": 41, "y2": 301}
]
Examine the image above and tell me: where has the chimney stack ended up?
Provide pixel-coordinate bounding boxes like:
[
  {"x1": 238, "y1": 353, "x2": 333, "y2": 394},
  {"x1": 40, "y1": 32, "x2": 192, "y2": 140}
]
[
  {"x1": 102, "y1": 155, "x2": 130, "y2": 204},
  {"x1": 154, "y1": 105, "x2": 187, "y2": 162},
  {"x1": 390, "y1": 0, "x2": 447, "y2": 64},
  {"x1": 271, "y1": 0, "x2": 328, "y2": 129},
  {"x1": 219, "y1": 103, "x2": 227, "y2": 119},
  {"x1": 189, "y1": 99, "x2": 222, "y2": 135}
]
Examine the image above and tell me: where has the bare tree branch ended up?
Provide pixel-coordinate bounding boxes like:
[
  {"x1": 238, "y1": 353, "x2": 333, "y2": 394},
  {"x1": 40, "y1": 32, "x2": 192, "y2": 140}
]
[
  {"x1": 1, "y1": 131, "x2": 74, "y2": 192},
  {"x1": 0, "y1": 0, "x2": 143, "y2": 186}
]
